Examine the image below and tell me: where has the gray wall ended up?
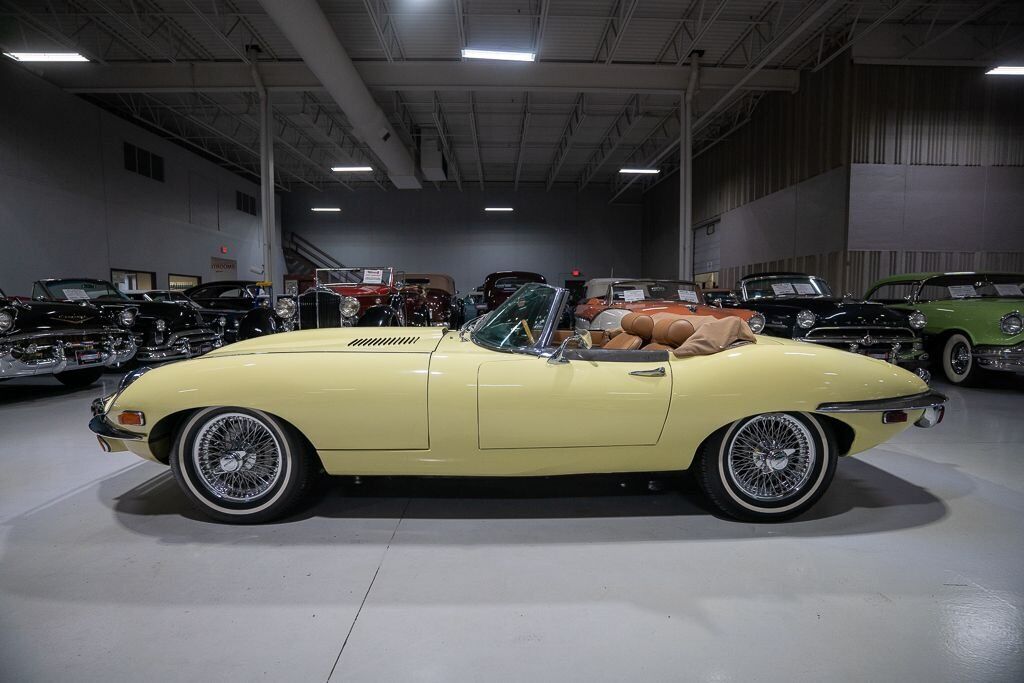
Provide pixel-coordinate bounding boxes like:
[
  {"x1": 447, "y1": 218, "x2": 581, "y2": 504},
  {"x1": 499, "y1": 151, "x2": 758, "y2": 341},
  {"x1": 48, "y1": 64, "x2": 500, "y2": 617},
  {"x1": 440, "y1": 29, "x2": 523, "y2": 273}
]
[
  {"x1": 640, "y1": 178, "x2": 679, "y2": 279},
  {"x1": 281, "y1": 186, "x2": 642, "y2": 290},
  {"x1": 0, "y1": 59, "x2": 277, "y2": 296}
]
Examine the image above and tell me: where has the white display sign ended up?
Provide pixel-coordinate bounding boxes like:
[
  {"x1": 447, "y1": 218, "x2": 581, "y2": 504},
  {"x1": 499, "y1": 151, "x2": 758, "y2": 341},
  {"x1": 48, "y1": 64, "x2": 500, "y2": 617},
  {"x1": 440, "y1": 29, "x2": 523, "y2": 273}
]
[
  {"x1": 678, "y1": 289, "x2": 699, "y2": 303},
  {"x1": 362, "y1": 269, "x2": 384, "y2": 285},
  {"x1": 622, "y1": 289, "x2": 645, "y2": 302},
  {"x1": 947, "y1": 285, "x2": 977, "y2": 299},
  {"x1": 793, "y1": 283, "x2": 817, "y2": 295},
  {"x1": 994, "y1": 283, "x2": 1022, "y2": 297},
  {"x1": 62, "y1": 288, "x2": 90, "y2": 301},
  {"x1": 771, "y1": 282, "x2": 796, "y2": 296}
]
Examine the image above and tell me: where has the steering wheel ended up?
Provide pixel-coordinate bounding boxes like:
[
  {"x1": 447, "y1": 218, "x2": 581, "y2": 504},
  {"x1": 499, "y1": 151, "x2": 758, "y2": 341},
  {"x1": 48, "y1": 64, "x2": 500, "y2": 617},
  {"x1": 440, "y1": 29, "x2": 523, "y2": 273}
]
[{"x1": 519, "y1": 319, "x2": 536, "y2": 345}]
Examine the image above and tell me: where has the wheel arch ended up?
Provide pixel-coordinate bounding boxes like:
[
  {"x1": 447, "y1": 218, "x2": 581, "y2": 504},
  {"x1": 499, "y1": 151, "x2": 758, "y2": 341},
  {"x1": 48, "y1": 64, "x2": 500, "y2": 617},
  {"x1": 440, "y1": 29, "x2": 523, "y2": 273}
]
[{"x1": 688, "y1": 410, "x2": 846, "y2": 470}]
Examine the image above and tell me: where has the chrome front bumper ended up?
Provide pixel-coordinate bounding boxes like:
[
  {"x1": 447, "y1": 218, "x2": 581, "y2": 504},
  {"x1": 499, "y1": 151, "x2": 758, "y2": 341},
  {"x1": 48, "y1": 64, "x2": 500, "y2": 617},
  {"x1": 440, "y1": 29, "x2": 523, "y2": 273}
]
[
  {"x1": 816, "y1": 390, "x2": 947, "y2": 428},
  {"x1": 0, "y1": 329, "x2": 136, "y2": 378},
  {"x1": 973, "y1": 344, "x2": 1024, "y2": 373},
  {"x1": 135, "y1": 328, "x2": 222, "y2": 362}
]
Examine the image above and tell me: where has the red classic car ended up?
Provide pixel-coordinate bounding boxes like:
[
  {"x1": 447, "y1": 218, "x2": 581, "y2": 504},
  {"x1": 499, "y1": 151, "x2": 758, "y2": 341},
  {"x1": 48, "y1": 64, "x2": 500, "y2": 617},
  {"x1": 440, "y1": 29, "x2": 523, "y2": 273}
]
[
  {"x1": 574, "y1": 278, "x2": 765, "y2": 340},
  {"x1": 482, "y1": 271, "x2": 546, "y2": 312},
  {"x1": 404, "y1": 273, "x2": 461, "y2": 327}
]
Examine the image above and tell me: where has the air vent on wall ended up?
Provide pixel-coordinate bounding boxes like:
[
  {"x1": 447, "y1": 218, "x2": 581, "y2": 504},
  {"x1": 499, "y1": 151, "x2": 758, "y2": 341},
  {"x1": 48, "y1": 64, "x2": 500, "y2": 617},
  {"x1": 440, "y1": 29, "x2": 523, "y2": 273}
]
[{"x1": 347, "y1": 337, "x2": 421, "y2": 347}]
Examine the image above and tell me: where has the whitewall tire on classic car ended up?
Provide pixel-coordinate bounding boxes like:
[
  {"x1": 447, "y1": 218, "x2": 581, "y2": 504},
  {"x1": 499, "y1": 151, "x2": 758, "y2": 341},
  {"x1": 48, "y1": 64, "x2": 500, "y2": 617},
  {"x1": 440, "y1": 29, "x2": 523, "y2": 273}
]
[
  {"x1": 941, "y1": 333, "x2": 982, "y2": 385},
  {"x1": 170, "y1": 407, "x2": 314, "y2": 524},
  {"x1": 695, "y1": 412, "x2": 837, "y2": 522}
]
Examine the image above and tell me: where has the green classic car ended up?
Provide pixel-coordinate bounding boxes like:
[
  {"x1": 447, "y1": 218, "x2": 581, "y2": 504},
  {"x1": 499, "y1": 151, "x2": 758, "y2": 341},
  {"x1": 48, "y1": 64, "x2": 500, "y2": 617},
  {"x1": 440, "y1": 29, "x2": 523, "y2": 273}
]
[{"x1": 866, "y1": 272, "x2": 1024, "y2": 385}]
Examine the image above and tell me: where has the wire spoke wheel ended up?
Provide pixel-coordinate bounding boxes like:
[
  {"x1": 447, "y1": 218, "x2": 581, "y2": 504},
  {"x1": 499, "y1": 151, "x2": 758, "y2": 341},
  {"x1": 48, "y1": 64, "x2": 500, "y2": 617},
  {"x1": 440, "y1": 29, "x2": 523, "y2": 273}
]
[
  {"x1": 726, "y1": 413, "x2": 816, "y2": 503},
  {"x1": 192, "y1": 413, "x2": 283, "y2": 502}
]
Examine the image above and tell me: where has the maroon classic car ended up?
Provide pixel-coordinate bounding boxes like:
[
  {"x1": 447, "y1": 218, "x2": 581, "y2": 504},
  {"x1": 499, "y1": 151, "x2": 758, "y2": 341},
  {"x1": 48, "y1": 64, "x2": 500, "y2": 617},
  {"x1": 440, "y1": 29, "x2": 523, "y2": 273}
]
[
  {"x1": 404, "y1": 273, "x2": 461, "y2": 327},
  {"x1": 482, "y1": 271, "x2": 546, "y2": 311}
]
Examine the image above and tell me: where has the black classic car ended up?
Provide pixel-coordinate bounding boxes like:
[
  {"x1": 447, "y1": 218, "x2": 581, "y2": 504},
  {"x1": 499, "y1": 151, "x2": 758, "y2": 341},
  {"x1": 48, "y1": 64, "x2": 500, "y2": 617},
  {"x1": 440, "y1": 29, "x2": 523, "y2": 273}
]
[
  {"x1": 32, "y1": 278, "x2": 222, "y2": 365},
  {"x1": 404, "y1": 273, "x2": 462, "y2": 327},
  {"x1": 239, "y1": 267, "x2": 434, "y2": 339},
  {"x1": 730, "y1": 272, "x2": 930, "y2": 378},
  {"x1": 1, "y1": 286, "x2": 136, "y2": 386},
  {"x1": 149, "y1": 284, "x2": 258, "y2": 343}
]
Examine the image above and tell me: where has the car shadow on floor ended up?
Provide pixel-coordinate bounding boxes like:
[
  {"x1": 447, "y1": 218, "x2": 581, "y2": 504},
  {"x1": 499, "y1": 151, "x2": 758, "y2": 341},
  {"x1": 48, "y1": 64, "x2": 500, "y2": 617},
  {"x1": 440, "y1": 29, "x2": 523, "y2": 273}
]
[{"x1": 100, "y1": 453, "x2": 955, "y2": 543}]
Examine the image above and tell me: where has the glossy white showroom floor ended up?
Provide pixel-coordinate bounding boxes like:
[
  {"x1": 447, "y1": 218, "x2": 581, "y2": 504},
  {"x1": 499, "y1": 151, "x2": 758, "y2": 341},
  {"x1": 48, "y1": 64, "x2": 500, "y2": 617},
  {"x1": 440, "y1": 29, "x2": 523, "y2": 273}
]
[{"x1": 1, "y1": 374, "x2": 1022, "y2": 682}]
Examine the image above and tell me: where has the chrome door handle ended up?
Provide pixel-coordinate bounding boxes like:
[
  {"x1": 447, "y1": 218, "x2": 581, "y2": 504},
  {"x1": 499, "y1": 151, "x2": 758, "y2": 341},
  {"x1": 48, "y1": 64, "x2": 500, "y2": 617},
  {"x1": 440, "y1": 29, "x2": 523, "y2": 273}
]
[{"x1": 629, "y1": 367, "x2": 666, "y2": 377}]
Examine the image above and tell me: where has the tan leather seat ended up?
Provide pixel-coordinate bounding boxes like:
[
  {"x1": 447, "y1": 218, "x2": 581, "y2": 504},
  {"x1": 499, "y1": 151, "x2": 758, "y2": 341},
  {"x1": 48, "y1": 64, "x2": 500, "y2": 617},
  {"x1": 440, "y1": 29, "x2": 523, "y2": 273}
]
[
  {"x1": 605, "y1": 312, "x2": 654, "y2": 350},
  {"x1": 643, "y1": 317, "x2": 697, "y2": 351}
]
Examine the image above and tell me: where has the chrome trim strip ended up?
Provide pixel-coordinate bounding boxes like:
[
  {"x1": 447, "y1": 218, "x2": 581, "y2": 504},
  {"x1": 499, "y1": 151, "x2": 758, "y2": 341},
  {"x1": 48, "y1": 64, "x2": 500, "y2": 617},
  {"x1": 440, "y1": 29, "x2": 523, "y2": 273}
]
[
  {"x1": 88, "y1": 414, "x2": 144, "y2": 441},
  {"x1": 816, "y1": 390, "x2": 947, "y2": 414}
]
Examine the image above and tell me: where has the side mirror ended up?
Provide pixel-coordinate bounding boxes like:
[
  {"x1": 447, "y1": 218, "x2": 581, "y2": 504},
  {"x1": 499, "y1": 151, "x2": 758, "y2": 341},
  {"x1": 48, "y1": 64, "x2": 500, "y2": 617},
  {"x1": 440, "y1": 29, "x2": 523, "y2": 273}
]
[{"x1": 547, "y1": 332, "x2": 592, "y2": 365}]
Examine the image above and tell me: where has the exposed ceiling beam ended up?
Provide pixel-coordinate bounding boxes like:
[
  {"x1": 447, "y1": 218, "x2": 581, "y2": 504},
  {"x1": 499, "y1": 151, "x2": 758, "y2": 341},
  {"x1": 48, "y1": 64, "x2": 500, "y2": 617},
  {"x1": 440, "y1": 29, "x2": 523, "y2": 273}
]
[
  {"x1": 513, "y1": 93, "x2": 530, "y2": 190},
  {"x1": 180, "y1": 0, "x2": 250, "y2": 63},
  {"x1": 90, "y1": 0, "x2": 176, "y2": 62},
  {"x1": 812, "y1": 0, "x2": 916, "y2": 72},
  {"x1": 903, "y1": 0, "x2": 1003, "y2": 58},
  {"x1": 38, "y1": 61, "x2": 801, "y2": 94},
  {"x1": 431, "y1": 93, "x2": 463, "y2": 191},
  {"x1": 577, "y1": 94, "x2": 641, "y2": 190},
  {"x1": 545, "y1": 94, "x2": 586, "y2": 190},
  {"x1": 363, "y1": 0, "x2": 404, "y2": 62},
  {"x1": 467, "y1": 93, "x2": 485, "y2": 189},
  {"x1": 593, "y1": 0, "x2": 639, "y2": 64},
  {"x1": 0, "y1": 0, "x2": 107, "y2": 64},
  {"x1": 534, "y1": 0, "x2": 550, "y2": 58}
]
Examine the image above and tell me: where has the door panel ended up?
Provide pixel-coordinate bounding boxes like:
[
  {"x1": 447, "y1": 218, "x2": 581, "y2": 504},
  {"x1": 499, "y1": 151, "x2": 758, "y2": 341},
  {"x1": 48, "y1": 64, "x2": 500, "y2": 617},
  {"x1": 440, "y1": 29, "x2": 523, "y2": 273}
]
[{"x1": 477, "y1": 356, "x2": 672, "y2": 449}]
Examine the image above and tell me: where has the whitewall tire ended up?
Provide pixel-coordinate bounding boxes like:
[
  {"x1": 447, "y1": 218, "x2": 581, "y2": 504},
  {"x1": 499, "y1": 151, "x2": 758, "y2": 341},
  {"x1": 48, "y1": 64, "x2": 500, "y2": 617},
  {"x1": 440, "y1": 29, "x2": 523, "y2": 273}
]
[
  {"x1": 942, "y1": 333, "x2": 982, "y2": 385},
  {"x1": 170, "y1": 407, "x2": 313, "y2": 524},
  {"x1": 695, "y1": 412, "x2": 837, "y2": 522}
]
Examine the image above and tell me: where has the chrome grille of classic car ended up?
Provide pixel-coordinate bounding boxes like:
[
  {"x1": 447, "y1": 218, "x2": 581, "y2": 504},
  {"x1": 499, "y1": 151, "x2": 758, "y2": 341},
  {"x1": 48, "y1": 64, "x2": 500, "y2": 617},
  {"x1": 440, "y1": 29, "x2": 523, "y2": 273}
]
[
  {"x1": 298, "y1": 288, "x2": 342, "y2": 329},
  {"x1": 347, "y1": 337, "x2": 421, "y2": 347},
  {"x1": 803, "y1": 327, "x2": 916, "y2": 345}
]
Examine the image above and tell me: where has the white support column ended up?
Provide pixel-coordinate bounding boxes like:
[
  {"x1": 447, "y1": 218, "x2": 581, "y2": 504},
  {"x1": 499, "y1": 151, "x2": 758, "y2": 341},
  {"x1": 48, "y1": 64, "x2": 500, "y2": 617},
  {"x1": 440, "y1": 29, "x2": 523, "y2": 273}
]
[
  {"x1": 678, "y1": 92, "x2": 693, "y2": 280},
  {"x1": 252, "y1": 59, "x2": 277, "y2": 289}
]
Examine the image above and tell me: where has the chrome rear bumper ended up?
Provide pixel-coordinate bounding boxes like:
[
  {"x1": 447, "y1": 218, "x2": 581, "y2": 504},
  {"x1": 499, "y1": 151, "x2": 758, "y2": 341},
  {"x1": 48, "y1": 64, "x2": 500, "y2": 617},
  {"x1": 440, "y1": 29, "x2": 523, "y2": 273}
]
[{"x1": 816, "y1": 390, "x2": 947, "y2": 428}]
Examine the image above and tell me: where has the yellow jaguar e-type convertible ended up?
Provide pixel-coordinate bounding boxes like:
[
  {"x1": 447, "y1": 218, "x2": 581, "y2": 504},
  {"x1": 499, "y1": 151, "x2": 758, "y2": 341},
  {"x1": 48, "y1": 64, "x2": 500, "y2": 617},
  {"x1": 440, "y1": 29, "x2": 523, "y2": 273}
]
[{"x1": 90, "y1": 283, "x2": 946, "y2": 523}]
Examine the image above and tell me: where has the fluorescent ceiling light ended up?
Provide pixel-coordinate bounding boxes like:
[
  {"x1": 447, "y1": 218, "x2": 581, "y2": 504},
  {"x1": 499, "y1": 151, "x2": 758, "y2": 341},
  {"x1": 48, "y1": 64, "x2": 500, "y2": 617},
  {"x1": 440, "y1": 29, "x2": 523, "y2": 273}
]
[
  {"x1": 311, "y1": 207, "x2": 341, "y2": 212},
  {"x1": 986, "y1": 65, "x2": 1024, "y2": 75},
  {"x1": 331, "y1": 166, "x2": 373, "y2": 172},
  {"x1": 619, "y1": 168, "x2": 660, "y2": 174},
  {"x1": 484, "y1": 207, "x2": 514, "y2": 212},
  {"x1": 462, "y1": 48, "x2": 535, "y2": 62},
  {"x1": 3, "y1": 52, "x2": 88, "y2": 62}
]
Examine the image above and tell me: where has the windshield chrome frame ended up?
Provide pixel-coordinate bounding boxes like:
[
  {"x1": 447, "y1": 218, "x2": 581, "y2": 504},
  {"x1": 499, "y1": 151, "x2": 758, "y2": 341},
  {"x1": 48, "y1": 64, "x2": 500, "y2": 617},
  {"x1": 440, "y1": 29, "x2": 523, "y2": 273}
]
[
  {"x1": 314, "y1": 267, "x2": 395, "y2": 288},
  {"x1": 471, "y1": 284, "x2": 569, "y2": 357},
  {"x1": 740, "y1": 275, "x2": 832, "y2": 302}
]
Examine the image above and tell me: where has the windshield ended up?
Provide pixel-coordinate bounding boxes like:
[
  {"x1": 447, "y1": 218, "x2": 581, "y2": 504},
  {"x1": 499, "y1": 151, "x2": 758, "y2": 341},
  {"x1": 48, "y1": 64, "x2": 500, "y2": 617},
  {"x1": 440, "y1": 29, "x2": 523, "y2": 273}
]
[
  {"x1": 472, "y1": 283, "x2": 558, "y2": 352},
  {"x1": 43, "y1": 279, "x2": 129, "y2": 302},
  {"x1": 918, "y1": 274, "x2": 1024, "y2": 301},
  {"x1": 742, "y1": 276, "x2": 832, "y2": 300},
  {"x1": 316, "y1": 268, "x2": 394, "y2": 287},
  {"x1": 609, "y1": 280, "x2": 702, "y2": 304}
]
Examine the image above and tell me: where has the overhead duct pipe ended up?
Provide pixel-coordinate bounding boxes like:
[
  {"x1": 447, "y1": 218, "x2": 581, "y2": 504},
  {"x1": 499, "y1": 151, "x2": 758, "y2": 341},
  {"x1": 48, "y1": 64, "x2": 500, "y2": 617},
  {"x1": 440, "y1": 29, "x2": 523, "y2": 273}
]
[{"x1": 257, "y1": 0, "x2": 421, "y2": 189}]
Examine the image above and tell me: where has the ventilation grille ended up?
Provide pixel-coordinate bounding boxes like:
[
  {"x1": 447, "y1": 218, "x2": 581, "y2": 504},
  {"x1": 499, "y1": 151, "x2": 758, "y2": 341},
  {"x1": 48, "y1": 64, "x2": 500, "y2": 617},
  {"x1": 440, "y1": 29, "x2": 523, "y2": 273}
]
[{"x1": 348, "y1": 337, "x2": 421, "y2": 347}]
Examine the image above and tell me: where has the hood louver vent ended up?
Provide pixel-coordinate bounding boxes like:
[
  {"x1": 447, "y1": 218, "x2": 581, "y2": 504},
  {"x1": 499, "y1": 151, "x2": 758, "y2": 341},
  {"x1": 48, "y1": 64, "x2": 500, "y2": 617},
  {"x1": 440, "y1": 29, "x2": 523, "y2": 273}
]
[{"x1": 347, "y1": 336, "x2": 421, "y2": 347}]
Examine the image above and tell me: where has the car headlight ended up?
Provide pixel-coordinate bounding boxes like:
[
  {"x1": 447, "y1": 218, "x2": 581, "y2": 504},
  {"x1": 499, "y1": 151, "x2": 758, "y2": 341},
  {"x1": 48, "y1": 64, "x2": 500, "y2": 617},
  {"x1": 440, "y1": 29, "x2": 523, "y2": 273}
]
[
  {"x1": 908, "y1": 310, "x2": 927, "y2": 330},
  {"x1": 118, "y1": 308, "x2": 136, "y2": 327},
  {"x1": 275, "y1": 298, "x2": 296, "y2": 319},
  {"x1": 0, "y1": 308, "x2": 15, "y2": 333},
  {"x1": 233, "y1": 318, "x2": 240, "y2": 328},
  {"x1": 339, "y1": 296, "x2": 360, "y2": 318},
  {"x1": 796, "y1": 310, "x2": 816, "y2": 329},
  {"x1": 217, "y1": 315, "x2": 228, "y2": 327},
  {"x1": 1000, "y1": 311, "x2": 1023, "y2": 335},
  {"x1": 748, "y1": 312, "x2": 765, "y2": 334},
  {"x1": 154, "y1": 319, "x2": 167, "y2": 332},
  {"x1": 117, "y1": 366, "x2": 153, "y2": 394}
]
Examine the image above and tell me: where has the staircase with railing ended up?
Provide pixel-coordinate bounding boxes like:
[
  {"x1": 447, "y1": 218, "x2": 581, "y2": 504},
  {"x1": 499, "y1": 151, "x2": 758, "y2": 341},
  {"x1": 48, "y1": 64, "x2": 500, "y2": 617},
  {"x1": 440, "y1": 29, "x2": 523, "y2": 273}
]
[{"x1": 283, "y1": 232, "x2": 345, "y2": 291}]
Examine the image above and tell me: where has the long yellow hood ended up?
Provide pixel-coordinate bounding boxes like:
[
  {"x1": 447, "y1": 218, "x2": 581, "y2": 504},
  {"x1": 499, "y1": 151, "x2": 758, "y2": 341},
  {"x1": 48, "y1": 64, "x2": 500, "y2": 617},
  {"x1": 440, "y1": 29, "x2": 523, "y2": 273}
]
[{"x1": 207, "y1": 327, "x2": 446, "y2": 356}]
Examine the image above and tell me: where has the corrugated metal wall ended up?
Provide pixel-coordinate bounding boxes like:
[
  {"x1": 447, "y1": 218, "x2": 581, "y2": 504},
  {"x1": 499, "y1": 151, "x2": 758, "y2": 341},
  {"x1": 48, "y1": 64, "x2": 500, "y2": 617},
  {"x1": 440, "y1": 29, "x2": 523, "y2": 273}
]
[
  {"x1": 693, "y1": 59, "x2": 849, "y2": 224},
  {"x1": 847, "y1": 250, "x2": 1024, "y2": 296},
  {"x1": 850, "y1": 65, "x2": 1024, "y2": 167},
  {"x1": 721, "y1": 250, "x2": 846, "y2": 293}
]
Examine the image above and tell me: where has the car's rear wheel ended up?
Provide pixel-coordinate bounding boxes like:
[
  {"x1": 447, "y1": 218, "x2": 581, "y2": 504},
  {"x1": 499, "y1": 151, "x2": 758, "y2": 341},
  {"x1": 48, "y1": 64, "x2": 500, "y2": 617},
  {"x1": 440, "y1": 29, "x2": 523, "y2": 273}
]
[
  {"x1": 695, "y1": 412, "x2": 837, "y2": 522},
  {"x1": 54, "y1": 368, "x2": 104, "y2": 387},
  {"x1": 942, "y1": 333, "x2": 983, "y2": 385},
  {"x1": 170, "y1": 407, "x2": 313, "y2": 523}
]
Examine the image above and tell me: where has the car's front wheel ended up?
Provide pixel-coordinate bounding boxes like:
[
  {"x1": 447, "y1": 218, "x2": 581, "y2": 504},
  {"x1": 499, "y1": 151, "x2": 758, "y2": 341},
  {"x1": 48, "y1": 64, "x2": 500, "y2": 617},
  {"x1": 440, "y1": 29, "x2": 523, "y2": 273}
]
[
  {"x1": 170, "y1": 407, "x2": 314, "y2": 523},
  {"x1": 695, "y1": 412, "x2": 837, "y2": 522},
  {"x1": 941, "y1": 333, "x2": 983, "y2": 385}
]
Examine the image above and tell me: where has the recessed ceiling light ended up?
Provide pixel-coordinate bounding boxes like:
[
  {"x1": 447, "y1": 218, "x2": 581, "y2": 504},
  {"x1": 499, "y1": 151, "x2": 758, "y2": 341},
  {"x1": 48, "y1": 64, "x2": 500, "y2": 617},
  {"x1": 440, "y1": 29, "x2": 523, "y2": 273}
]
[
  {"x1": 484, "y1": 207, "x2": 514, "y2": 212},
  {"x1": 331, "y1": 166, "x2": 373, "y2": 172},
  {"x1": 3, "y1": 52, "x2": 89, "y2": 62},
  {"x1": 311, "y1": 207, "x2": 341, "y2": 212},
  {"x1": 986, "y1": 65, "x2": 1024, "y2": 75},
  {"x1": 619, "y1": 168, "x2": 660, "y2": 174},
  {"x1": 462, "y1": 49, "x2": 535, "y2": 62}
]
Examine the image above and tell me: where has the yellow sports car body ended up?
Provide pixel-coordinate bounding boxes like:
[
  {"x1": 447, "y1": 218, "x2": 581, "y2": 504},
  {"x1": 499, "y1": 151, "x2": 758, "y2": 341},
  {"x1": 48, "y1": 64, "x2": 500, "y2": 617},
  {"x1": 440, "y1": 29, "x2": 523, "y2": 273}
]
[{"x1": 90, "y1": 283, "x2": 946, "y2": 523}]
